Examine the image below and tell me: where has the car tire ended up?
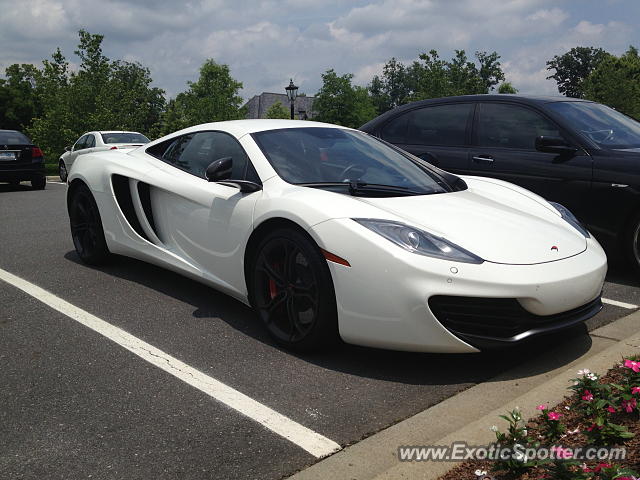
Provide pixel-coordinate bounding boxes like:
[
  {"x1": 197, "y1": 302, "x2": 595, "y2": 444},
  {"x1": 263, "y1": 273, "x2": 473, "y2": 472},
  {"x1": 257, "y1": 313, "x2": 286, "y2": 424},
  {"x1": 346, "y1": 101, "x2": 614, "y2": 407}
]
[
  {"x1": 68, "y1": 183, "x2": 111, "y2": 265},
  {"x1": 625, "y1": 213, "x2": 640, "y2": 273},
  {"x1": 249, "y1": 227, "x2": 340, "y2": 351},
  {"x1": 59, "y1": 160, "x2": 68, "y2": 182},
  {"x1": 31, "y1": 175, "x2": 46, "y2": 190}
]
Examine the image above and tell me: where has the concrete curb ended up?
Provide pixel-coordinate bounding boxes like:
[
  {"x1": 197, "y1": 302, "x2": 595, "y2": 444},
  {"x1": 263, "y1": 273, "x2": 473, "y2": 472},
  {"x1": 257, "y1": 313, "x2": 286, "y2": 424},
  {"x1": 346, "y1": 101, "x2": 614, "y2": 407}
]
[{"x1": 288, "y1": 311, "x2": 640, "y2": 480}]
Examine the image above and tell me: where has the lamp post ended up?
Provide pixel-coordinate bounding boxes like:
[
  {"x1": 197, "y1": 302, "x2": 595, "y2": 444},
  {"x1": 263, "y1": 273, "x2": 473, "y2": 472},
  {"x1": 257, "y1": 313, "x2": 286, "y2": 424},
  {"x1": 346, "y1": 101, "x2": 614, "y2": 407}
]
[{"x1": 285, "y1": 79, "x2": 298, "y2": 120}]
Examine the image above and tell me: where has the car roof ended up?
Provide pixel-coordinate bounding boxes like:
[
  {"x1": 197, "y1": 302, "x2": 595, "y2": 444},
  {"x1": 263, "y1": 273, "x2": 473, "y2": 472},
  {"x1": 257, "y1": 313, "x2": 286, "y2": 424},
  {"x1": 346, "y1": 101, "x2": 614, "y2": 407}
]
[
  {"x1": 360, "y1": 94, "x2": 594, "y2": 130},
  {"x1": 165, "y1": 119, "x2": 350, "y2": 139}
]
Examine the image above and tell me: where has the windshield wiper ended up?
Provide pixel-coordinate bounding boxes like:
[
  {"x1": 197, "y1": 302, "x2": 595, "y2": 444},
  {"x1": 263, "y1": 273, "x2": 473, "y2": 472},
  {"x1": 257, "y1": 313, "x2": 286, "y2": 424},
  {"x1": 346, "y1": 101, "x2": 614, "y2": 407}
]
[{"x1": 297, "y1": 181, "x2": 423, "y2": 196}]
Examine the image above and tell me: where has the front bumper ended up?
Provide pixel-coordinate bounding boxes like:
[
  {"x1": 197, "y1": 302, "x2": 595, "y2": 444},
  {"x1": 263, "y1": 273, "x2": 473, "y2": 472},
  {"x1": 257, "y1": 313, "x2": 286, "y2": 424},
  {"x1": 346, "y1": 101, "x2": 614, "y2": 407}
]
[{"x1": 309, "y1": 218, "x2": 607, "y2": 353}]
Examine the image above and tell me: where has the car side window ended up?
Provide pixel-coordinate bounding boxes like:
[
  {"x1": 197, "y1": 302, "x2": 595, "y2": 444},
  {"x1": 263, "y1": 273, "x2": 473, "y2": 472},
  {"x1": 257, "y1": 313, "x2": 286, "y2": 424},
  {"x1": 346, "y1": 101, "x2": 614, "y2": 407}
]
[
  {"x1": 86, "y1": 134, "x2": 95, "y2": 148},
  {"x1": 74, "y1": 135, "x2": 87, "y2": 151},
  {"x1": 380, "y1": 114, "x2": 409, "y2": 143},
  {"x1": 477, "y1": 103, "x2": 561, "y2": 150},
  {"x1": 160, "y1": 131, "x2": 255, "y2": 180},
  {"x1": 404, "y1": 104, "x2": 472, "y2": 146}
]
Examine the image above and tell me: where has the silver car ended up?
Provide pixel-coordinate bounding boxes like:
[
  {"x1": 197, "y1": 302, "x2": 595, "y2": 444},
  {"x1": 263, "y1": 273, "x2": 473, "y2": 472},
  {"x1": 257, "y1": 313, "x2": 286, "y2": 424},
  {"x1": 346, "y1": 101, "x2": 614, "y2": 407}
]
[{"x1": 59, "y1": 131, "x2": 150, "y2": 181}]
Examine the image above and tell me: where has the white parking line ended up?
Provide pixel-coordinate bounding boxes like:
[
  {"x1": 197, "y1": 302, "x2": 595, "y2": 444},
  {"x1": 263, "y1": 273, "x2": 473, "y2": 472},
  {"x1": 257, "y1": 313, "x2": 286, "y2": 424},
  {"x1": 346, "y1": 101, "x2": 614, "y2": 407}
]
[
  {"x1": 0, "y1": 267, "x2": 341, "y2": 459},
  {"x1": 602, "y1": 297, "x2": 639, "y2": 309}
]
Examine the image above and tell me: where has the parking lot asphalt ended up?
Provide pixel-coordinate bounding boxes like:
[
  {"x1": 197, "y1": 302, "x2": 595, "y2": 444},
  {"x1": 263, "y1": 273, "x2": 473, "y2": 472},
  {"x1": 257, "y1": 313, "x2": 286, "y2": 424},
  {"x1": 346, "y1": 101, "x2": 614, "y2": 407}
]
[{"x1": 1, "y1": 181, "x2": 639, "y2": 480}]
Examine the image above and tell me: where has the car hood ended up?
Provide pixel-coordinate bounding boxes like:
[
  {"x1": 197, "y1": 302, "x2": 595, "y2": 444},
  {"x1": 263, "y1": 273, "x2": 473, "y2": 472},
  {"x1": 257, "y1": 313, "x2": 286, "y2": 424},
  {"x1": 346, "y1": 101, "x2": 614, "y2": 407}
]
[{"x1": 348, "y1": 178, "x2": 587, "y2": 265}]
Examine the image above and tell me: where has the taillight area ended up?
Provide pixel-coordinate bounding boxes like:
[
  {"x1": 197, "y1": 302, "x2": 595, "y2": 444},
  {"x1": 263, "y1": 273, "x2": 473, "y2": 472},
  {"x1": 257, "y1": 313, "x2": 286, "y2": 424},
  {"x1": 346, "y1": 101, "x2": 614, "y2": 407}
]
[
  {"x1": 110, "y1": 146, "x2": 118, "y2": 150},
  {"x1": 31, "y1": 146, "x2": 44, "y2": 162}
]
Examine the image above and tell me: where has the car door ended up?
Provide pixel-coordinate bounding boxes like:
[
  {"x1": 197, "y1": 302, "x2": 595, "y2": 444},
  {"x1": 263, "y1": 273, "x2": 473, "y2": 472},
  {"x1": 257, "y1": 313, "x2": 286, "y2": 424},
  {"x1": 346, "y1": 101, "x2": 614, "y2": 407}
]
[
  {"x1": 67, "y1": 135, "x2": 88, "y2": 169},
  {"x1": 378, "y1": 102, "x2": 474, "y2": 174},
  {"x1": 147, "y1": 131, "x2": 261, "y2": 294},
  {"x1": 469, "y1": 102, "x2": 593, "y2": 212}
]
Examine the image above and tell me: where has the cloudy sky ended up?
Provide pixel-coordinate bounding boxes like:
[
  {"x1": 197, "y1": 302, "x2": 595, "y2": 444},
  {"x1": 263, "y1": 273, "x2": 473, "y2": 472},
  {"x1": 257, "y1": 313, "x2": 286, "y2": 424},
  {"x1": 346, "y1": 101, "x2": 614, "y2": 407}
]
[{"x1": 0, "y1": 0, "x2": 638, "y2": 102}]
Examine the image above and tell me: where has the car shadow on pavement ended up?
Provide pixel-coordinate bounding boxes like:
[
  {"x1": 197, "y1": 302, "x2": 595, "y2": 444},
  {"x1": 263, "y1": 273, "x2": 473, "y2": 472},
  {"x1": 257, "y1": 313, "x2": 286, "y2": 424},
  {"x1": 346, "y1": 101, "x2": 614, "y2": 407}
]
[
  {"x1": 63, "y1": 251, "x2": 594, "y2": 387},
  {"x1": 0, "y1": 183, "x2": 36, "y2": 193}
]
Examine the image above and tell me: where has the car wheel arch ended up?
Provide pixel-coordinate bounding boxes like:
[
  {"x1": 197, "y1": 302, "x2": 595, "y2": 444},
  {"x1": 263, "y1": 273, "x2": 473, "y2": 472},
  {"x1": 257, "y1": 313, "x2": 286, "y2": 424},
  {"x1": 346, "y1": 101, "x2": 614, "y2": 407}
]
[
  {"x1": 67, "y1": 178, "x2": 89, "y2": 210},
  {"x1": 243, "y1": 217, "x2": 321, "y2": 301}
]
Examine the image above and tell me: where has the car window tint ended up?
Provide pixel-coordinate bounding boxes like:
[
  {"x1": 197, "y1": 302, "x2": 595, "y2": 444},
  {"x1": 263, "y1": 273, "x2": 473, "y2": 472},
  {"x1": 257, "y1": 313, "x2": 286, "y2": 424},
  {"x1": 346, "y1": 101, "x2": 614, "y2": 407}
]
[
  {"x1": 74, "y1": 135, "x2": 88, "y2": 151},
  {"x1": 162, "y1": 134, "x2": 194, "y2": 170},
  {"x1": 86, "y1": 134, "x2": 95, "y2": 148},
  {"x1": 0, "y1": 131, "x2": 30, "y2": 144},
  {"x1": 381, "y1": 114, "x2": 409, "y2": 143},
  {"x1": 162, "y1": 132, "x2": 253, "y2": 180},
  {"x1": 478, "y1": 103, "x2": 561, "y2": 149},
  {"x1": 101, "y1": 132, "x2": 150, "y2": 144},
  {"x1": 405, "y1": 104, "x2": 471, "y2": 146}
]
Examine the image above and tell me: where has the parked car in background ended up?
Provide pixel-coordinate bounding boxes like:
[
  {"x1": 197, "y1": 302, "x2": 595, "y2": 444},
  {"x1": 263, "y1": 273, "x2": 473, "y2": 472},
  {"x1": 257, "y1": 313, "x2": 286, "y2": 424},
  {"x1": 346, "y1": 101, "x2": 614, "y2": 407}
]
[
  {"x1": 361, "y1": 95, "x2": 640, "y2": 270},
  {"x1": 59, "y1": 131, "x2": 150, "y2": 181},
  {"x1": 0, "y1": 129, "x2": 46, "y2": 189}
]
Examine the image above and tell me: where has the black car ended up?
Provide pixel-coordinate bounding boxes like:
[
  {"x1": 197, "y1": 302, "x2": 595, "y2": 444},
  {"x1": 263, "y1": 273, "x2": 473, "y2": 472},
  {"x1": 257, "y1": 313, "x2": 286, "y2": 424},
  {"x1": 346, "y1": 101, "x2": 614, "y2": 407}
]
[
  {"x1": 360, "y1": 95, "x2": 640, "y2": 269},
  {"x1": 0, "y1": 130, "x2": 46, "y2": 189}
]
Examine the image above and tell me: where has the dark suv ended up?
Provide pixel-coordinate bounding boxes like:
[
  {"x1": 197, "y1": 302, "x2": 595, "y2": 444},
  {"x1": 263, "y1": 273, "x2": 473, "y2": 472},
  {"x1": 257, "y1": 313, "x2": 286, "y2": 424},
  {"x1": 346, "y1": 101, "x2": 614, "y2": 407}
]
[
  {"x1": 0, "y1": 130, "x2": 46, "y2": 189},
  {"x1": 361, "y1": 95, "x2": 640, "y2": 269}
]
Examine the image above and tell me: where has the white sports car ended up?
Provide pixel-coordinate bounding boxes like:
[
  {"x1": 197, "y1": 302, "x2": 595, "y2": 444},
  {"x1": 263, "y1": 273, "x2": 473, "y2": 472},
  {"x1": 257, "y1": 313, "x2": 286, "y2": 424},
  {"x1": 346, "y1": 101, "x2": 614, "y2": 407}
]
[
  {"x1": 66, "y1": 120, "x2": 607, "y2": 353},
  {"x1": 59, "y1": 131, "x2": 150, "y2": 182}
]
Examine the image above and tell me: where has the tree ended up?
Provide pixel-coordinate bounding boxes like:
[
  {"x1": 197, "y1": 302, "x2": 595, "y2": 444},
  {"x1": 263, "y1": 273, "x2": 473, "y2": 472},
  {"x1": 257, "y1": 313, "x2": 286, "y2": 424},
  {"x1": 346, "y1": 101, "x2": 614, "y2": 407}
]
[
  {"x1": 0, "y1": 64, "x2": 42, "y2": 130},
  {"x1": 498, "y1": 82, "x2": 518, "y2": 94},
  {"x1": 313, "y1": 69, "x2": 377, "y2": 128},
  {"x1": 157, "y1": 59, "x2": 244, "y2": 135},
  {"x1": 90, "y1": 60, "x2": 165, "y2": 134},
  {"x1": 546, "y1": 46, "x2": 610, "y2": 98},
  {"x1": 368, "y1": 58, "x2": 414, "y2": 114},
  {"x1": 27, "y1": 30, "x2": 167, "y2": 162},
  {"x1": 409, "y1": 49, "x2": 505, "y2": 101},
  {"x1": 582, "y1": 46, "x2": 640, "y2": 118},
  {"x1": 265, "y1": 101, "x2": 290, "y2": 119}
]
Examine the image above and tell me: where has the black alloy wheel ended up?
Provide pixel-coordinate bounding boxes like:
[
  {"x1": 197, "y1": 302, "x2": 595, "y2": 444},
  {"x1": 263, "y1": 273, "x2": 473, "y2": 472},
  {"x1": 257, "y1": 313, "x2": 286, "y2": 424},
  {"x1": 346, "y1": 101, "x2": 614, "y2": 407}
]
[
  {"x1": 251, "y1": 228, "x2": 339, "y2": 351},
  {"x1": 69, "y1": 184, "x2": 110, "y2": 265}
]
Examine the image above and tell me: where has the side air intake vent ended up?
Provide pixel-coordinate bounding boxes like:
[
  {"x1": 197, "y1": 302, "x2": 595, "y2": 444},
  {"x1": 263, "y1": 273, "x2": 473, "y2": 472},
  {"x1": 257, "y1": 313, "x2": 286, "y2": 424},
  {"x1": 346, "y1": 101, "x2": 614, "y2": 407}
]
[
  {"x1": 136, "y1": 181, "x2": 160, "y2": 240},
  {"x1": 111, "y1": 174, "x2": 150, "y2": 242}
]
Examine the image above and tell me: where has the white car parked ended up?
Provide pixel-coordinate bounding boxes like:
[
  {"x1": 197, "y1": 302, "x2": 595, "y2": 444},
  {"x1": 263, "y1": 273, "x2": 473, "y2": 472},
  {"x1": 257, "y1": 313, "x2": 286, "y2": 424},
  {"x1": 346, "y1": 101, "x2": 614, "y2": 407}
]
[
  {"x1": 59, "y1": 131, "x2": 150, "y2": 181},
  {"x1": 66, "y1": 120, "x2": 607, "y2": 353}
]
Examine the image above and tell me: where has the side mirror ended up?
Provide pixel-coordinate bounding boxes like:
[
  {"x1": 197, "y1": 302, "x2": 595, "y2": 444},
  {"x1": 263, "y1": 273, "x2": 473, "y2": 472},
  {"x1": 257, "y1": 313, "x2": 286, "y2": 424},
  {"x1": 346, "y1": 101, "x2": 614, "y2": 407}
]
[
  {"x1": 535, "y1": 136, "x2": 578, "y2": 155},
  {"x1": 65, "y1": 145, "x2": 71, "y2": 152},
  {"x1": 205, "y1": 157, "x2": 232, "y2": 182},
  {"x1": 205, "y1": 156, "x2": 262, "y2": 193}
]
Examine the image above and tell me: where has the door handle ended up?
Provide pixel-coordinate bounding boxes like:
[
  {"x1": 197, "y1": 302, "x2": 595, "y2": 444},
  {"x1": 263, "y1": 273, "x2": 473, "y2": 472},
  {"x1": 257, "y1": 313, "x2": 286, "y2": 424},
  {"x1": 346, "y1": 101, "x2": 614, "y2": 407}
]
[{"x1": 472, "y1": 155, "x2": 494, "y2": 163}]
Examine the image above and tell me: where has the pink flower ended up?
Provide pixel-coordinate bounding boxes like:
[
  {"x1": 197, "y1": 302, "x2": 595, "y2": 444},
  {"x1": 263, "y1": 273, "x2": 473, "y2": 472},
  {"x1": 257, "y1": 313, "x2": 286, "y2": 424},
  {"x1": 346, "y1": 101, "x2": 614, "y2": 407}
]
[
  {"x1": 581, "y1": 390, "x2": 594, "y2": 402},
  {"x1": 606, "y1": 405, "x2": 617, "y2": 413},
  {"x1": 621, "y1": 397, "x2": 637, "y2": 413},
  {"x1": 624, "y1": 359, "x2": 640, "y2": 373},
  {"x1": 536, "y1": 404, "x2": 548, "y2": 411},
  {"x1": 593, "y1": 463, "x2": 612, "y2": 473},
  {"x1": 632, "y1": 386, "x2": 640, "y2": 395},
  {"x1": 586, "y1": 423, "x2": 603, "y2": 432},
  {"x1": 547, "y1": 412, "x2": 562, "y2": 421}
]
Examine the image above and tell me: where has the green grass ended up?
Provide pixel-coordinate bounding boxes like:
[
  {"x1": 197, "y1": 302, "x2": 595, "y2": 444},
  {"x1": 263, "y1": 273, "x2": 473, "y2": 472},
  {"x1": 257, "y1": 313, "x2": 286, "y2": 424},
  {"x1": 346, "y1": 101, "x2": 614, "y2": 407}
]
[{"x1": 45, "y1": 162, "x2": 58, "y2": 176}]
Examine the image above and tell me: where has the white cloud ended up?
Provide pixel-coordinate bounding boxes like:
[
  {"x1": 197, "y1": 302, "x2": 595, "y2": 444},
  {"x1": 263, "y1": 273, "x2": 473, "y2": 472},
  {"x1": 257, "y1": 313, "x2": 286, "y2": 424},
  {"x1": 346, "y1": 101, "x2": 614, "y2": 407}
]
[{"x1": 0, "y1": 0, "x2": 637, "y2": 100}]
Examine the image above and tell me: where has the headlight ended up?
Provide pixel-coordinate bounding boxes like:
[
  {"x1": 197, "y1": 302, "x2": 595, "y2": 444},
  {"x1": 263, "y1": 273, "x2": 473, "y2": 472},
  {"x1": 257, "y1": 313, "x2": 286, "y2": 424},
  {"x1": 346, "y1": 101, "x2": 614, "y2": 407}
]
[
  {"x1": 353, "y1": 218, "x2": 484, "y2": 264},
  {"x1": 548, "y1": 202, "x2": 590, "y2": 238}
]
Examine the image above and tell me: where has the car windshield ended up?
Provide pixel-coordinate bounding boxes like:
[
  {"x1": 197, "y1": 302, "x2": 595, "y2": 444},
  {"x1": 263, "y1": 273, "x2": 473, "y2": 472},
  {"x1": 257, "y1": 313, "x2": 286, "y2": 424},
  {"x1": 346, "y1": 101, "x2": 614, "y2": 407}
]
[
  {"x1": 547, "y1": 101, "x2": 640, "y2": 149},
  {"x1": 252, "y1": 127, "x2": 448, "y2": 195},
  {"x1": 101, "y1": 132, "x2": 150, "y2": 144},
  {"x1": 0, "y1": 131, "x2": 30, "y2": 144}
]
